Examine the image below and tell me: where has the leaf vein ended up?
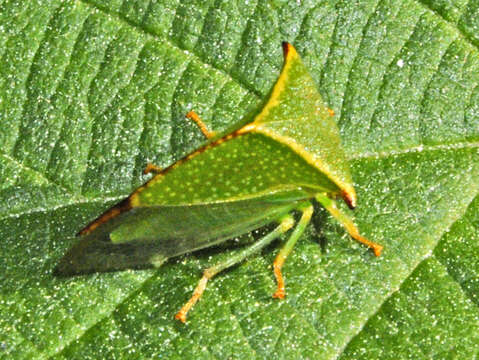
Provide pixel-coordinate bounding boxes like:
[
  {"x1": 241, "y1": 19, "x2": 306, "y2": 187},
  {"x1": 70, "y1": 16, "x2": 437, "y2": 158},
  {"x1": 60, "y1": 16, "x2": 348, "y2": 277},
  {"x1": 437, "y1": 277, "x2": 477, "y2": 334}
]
[
  {"x1": 44, "y1": 11, "x2": 92, "y2": 187},
  {"x1": 77, "y1": 0, "x2": 261, "y2": 98},
  {"x1": 109, "y1": 40, "x2": 147, "y2": 184},
  {"x1": 318, "y1": 0, "x2": 341, "y2": 98},
  {"x1": 348, "y1": 140, "x2": 479, "y2": 160},
  {"x1": 433, "y1": 253, "x2": 479, "y2": 312},
  {"x1": 418, "y1": 34, "x2": 459, "y2": 144},
  {"x1": 0, "y1": 152, "x2": 80, "y2": 198},
  {"x1": 337, "y1": 187, "x2": 479, "y2": 359},
  {"x1": 0, "y1": 193, "x2": 125, "y2": 222},
  {"x1": 52, "y1": 273, "x2": 157, "y2": 358},
  {"x1": 10, "y1": 5, "x2": 58, "y2": 158},
  {"x1": 415, "y1": 0, "x2": 479, "y2": 49},
  {"x1": 366, "y1": 10, "x2": 425, "y2": 132},
  {"x1": 230, "y1": 0, "x2": 260, "y2": 77},
  {"x1": 217, "y1": 282, "x2": 258, "y2": 358},
  {"x1": 337, "y1": 0, "x2": 382, "y2": 128}
]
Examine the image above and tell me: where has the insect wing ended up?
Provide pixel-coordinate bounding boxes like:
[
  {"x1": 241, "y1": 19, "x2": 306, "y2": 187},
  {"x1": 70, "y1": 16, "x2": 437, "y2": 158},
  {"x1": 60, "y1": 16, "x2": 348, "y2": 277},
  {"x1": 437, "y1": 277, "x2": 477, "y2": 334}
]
[
  {"x1": 111, "y1": 195, "x2": 305, "y2": 255},
  {"x1": 55, "y1": 194, "x2": 303, "y2": 275}
]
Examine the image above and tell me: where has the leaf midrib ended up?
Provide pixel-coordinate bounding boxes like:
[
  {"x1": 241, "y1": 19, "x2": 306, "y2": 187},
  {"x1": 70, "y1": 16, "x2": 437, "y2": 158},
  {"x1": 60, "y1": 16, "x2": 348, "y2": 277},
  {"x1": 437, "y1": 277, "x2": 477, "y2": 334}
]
[
  {"x1": 0, "y1": 152, "x2": 78, "y2": 197},
  {"x1": 4, "y1": 137, "x2": 477, "y2": 223},
  {"x1": 348, "y1": 141, "x2": 479, "y2": 160},
  {"x1": 0, "y1": 194, "x2": 126, "y2": 222}
]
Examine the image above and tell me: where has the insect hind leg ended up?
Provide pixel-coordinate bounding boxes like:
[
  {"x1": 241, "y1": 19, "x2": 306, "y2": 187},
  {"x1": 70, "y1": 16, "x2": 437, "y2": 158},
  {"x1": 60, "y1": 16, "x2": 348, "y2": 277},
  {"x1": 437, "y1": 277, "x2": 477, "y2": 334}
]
[
  {"x1": 175, "y1": 214, "x2": 295, "y2": 323},
  {"x1": 273, "y1": 202, "x2": 313, "y2": 299},
  {"x1": 143, "y1": 163, "x2": 162, "y2": 175}
]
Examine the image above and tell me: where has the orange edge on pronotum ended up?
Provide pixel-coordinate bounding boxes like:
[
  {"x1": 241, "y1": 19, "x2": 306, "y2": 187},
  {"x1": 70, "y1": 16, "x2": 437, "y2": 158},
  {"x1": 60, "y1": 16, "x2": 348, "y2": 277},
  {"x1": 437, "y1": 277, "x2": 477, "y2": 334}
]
[
  {"x1": 78, "y1": 124, "x2": 258, "y2": 236},
  {"x1": 282, "y1": 41, "x2": 291, "y2": 57},
  {"x1": 342, "y1": 190, "x2": 356, "y2": 209},
  {"x1": 77, "y1": 197, "x2": 132, "y2": 236}
]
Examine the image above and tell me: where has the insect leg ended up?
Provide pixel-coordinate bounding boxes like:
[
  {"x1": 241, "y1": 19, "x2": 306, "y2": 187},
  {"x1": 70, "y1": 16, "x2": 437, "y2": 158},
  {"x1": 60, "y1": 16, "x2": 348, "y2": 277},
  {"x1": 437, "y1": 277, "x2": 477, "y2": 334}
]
[
  {"x1": 175, "y1": 215, "x2": 296, "y2": 323},
  {"x1": 143, "y1": 163, "x2": 162, "y2": 174},
  {"x1": 316, "y1": 193, "x2": 383, "y2": 256},
  {"x1": 185, "y1": 110, "x2": 216, "y2": 139},
  {"x1": 272, "y1": 202, "x2": 313, "y2": 299}
]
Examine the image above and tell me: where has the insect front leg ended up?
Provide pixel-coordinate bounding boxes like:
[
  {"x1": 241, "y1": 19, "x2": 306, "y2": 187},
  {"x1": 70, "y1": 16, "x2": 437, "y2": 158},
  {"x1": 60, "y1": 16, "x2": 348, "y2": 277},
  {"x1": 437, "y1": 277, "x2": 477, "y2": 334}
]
[
  {"x1": 185, "y1": 110, "x2": 216, "y2": 139},
  {"x1": 175, "y1": 215, "x2": 296, "y2": 323},
  {"x1": 273, "y1": 202, "x2": 313, "y2": 299},
  {"x1": 143, "y1": 163, "x2": 162, "y2": 175},
  {"x1": 315, "y1": 193, "x2": 383, "y2": 256}
]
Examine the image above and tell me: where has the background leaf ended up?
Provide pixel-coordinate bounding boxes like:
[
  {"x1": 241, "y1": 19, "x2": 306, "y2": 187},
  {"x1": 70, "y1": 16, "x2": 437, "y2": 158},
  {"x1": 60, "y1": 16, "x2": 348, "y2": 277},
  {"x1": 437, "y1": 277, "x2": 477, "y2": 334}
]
[{"x1": 1, "y1": 0, "x2": 479, "y2": 358}]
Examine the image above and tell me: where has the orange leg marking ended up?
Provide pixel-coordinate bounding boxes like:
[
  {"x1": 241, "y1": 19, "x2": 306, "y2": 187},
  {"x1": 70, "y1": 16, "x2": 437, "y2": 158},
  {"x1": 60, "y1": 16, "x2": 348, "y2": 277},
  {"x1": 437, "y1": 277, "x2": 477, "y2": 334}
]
[
  {"x1": 327, "y1": 108, "x2": 335, "y2": 117},
  {"x1": 175, "y1": 275, "x2": 209, "y2": 323},
  {"x1": 175, "y1": 218, "x2": 293, "y2": 323},
  {"x1": 315, "y1": 194, "x2": 383, "y2": 257},
  {"x1": 273, "y1": 256, "x2": 286, "y2": 299},
  {"x1": 349, "y1": 231, "x2": 383, "y2": 257},
  {"x1": 186, "y1": 110, "x2": 216, "y2": 139},
  {"x1": 272, "y1": 204, "x2": 313, "y2": 299},
  {"x1": 336, "y1": 214, "x2": 382, "y2": 256},
  {"x1": 143, "y1": 163, "x2": 162, "y2": 175}
]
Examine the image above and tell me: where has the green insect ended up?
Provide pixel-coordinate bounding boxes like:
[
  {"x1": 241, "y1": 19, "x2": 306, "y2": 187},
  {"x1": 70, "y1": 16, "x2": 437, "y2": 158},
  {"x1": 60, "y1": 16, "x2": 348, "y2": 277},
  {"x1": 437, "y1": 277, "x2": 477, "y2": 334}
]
[{"x1": 56, "y1": 42, "x2": 382, "y2": 323}]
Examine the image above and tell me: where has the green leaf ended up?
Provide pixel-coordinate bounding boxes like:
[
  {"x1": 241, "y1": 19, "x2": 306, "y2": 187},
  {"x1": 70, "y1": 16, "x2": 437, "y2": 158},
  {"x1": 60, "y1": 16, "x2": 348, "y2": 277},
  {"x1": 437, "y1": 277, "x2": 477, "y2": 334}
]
[{"x1": 1, "y1": 0, "x2": 479, "y2": 358}]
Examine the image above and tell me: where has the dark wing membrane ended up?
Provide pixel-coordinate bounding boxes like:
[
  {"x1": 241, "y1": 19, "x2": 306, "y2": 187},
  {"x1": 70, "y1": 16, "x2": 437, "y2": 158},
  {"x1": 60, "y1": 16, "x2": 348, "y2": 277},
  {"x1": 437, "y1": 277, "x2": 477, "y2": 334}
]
[{"x1": 55, "y1": 193, "x2": 305, "y2": 276}]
